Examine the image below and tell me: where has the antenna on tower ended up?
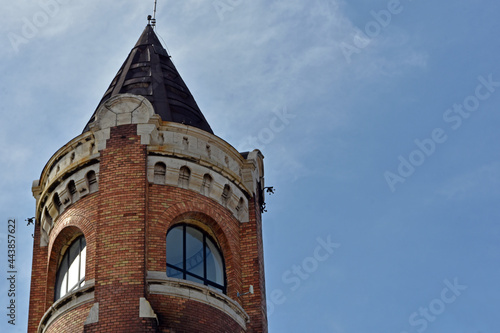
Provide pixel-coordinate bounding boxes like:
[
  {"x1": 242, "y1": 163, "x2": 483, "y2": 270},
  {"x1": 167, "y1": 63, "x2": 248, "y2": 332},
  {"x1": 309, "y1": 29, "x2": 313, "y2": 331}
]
[{"x1": 152, "y1": 0, "x2": 158, "y2": 28}]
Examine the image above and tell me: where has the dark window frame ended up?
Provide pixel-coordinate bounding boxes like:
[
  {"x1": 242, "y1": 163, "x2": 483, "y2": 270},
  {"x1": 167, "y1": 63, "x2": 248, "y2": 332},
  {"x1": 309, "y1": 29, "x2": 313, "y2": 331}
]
[
  {"x1": 166, "y1": 224, "x2": 227, "y2": 294},
  {"x1": 54, "y1": 235, "x2": 86, "y2": 301}
]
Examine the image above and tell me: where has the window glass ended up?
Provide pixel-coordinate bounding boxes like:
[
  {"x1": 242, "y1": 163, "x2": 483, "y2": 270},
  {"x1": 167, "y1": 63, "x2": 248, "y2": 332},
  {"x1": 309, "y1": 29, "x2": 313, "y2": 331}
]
[
  {"x1": 166, "y1": 224, "x2": 226, "y2": 293},
  {"x1": 55, "y1": 236, "x2": 86, "y2": 301},
  {"x1": 67, "y1": 241, "x2": 80, "y2": 290},
  {"x1": 167, "y1": 267, "x2": 183, "y2": 279},
  {"x1": 56, "y1": 258, "x2": 68, "y2": 300},
  {"x1": 166, "y1": 227, "x2": 183, "y2": 269},
  {"x1": 185, "y1": 227, "x2": 203, "y2": 278},
  {"x1": 80, "y1": 240, "x2": 87, "y2": 281},
  {"x1": 206, "y1": 240, "x2": 224, "y2": 286},
  {"x1": 186, "y1": 274, "x2": 204, "y2": 285}
]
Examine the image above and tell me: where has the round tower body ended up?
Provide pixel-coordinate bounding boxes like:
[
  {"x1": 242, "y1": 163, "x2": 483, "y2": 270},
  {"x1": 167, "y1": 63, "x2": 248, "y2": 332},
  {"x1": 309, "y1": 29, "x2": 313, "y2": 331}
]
[{"x1": 28, "y1": 95, "x2": 267, "y2": 331}]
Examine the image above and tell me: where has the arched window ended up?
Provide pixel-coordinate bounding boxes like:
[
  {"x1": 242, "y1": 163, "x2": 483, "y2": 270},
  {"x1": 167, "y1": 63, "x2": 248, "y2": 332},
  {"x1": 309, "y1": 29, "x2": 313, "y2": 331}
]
[
  {"x1": 200, "y1": 174, "x2": 212, "y2": 195},
  {"x1": 236, "y1": 197, "x2": 245, "y2": 219},
  {"x1": 67, "y1": 180, "x2": 77, "y2": 203},
  {"x1": 178, "y1": 166, "x2": 191, "y2": 188},
  {"x1": 53, "y1": 193, "x2": 62, "y2": 213},
  {"x1": 166, "y1": 225, "x2": 226, "y2": 293},
  {"x1": 87, "y1": 170, "x2": 98, "y2": 192},
  {"x1": 154, "y1": 162, "x2": 166, "y2": 184},
  {"x1": 221, "y1": 184, "x2": 232, "y2": 206},
  {"x1": 55, "y1": 236, "x2": 86, "y2": 301}
]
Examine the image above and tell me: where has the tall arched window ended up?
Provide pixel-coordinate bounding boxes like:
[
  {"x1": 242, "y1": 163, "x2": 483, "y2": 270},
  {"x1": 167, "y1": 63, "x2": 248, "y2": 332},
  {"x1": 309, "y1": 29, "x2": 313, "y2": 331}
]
[
  {"x1": 166, "y1": 224, "x2": 226, "y2": 293},
  {"x1": 55, "y1": 236, "x2": 86, "y2": 301}
]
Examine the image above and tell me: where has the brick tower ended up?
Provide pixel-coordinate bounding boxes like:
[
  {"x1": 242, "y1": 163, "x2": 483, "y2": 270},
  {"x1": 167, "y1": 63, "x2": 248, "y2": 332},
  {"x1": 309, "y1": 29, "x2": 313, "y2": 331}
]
[{"x1": 27, "y1": 23, "x2": 267, "y2": 333}]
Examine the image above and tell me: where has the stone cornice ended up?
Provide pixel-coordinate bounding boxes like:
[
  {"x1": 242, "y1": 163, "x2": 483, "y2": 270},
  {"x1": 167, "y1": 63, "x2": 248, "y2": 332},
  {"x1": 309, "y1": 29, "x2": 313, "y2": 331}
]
[
  {"x1": 147, "y1": 271, "x2": 249, "y2": 330},
  {"x1": 38, "y1": 279, "x2": 95, "y2": 333}
]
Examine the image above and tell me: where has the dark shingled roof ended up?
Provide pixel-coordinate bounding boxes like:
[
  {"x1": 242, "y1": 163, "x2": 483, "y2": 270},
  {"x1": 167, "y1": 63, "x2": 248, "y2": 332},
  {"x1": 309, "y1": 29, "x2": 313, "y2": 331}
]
[{"x1": 83, "y1": 24, "x2": 213, "y2": 134}]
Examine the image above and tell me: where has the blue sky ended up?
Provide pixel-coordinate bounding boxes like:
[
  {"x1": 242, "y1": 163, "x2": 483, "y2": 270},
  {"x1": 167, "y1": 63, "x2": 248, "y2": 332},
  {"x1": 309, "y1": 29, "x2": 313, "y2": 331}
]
[{"x1": 1, "y1": 0, "x2": 499, "y2": 332}]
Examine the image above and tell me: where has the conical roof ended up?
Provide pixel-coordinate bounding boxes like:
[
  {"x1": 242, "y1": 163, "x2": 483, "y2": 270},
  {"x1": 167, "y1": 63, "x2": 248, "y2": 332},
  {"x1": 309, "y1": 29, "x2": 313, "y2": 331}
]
[{"x1": 84, "y1": 24, "x2": 213, "y2": 134}]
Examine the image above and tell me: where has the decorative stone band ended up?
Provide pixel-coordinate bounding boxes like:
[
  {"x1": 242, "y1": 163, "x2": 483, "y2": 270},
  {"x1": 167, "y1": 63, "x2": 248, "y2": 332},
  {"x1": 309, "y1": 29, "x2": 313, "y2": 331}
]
[
  {"x1": 33, "y1": 131, "x2": 98, "y2": 204},
  {"x1": 38, "y1": 279, "x2": 95, "y2": 333},
  {"x1": 31, "y1": 128, "x2": 100, "y2": 246},
  {"x1": 35, "y1": 162, "x2": 99, "y2": 246},
  {"x1": 148, "y1": 155, "x2": 249, "y2": 222},
  {"x1": 147, "y1": 271, "x2": 249, "y2": 330},
  {"x1": 32, "y1": 92, "x2": 264, "y2": 242},
  {"x1": 89, "y1": 93, "x2": 264, "y2": 199}
]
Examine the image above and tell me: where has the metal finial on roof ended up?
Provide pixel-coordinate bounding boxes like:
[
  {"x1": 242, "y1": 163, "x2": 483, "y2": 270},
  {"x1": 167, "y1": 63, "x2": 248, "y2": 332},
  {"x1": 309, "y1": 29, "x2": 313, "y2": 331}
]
[{"x1": 151, "y1": 0, "x2": 157, "y2": 28}]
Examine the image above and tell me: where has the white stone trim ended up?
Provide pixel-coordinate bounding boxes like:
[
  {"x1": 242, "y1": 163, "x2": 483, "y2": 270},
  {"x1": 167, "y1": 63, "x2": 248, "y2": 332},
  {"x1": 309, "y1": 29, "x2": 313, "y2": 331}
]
[
  {"x1": 32, "y1": 129, "x2": 100, "y2": 246},
  {"x1": 148, "y1": 156, "x2": 249, "y2": 222},
  {"x1": 37, "y1": 163, "x2": 100, "y2": 246},
  {"x1": 84, "y1": 302, "x2": 99, "y2": 325},
  {"x1": 36, "y1": 132, "x2": 98, "y2": 195},
  {"x1": 90, "y1": 94, "x2": 155, "y2": 131},
  {"x1": 147, "y1": 128, "x2": 251, "y2": 191},
  {"x1": 147, "y1": 271, "x2": 249, "y2": 330},
  {"x1": 139, "y1": 297, "x2": 159, "y2": 326},
  {"x1": 39, "y1": 280, "x2": 95, "y2": 333},
  {"x1": 33, "y1": 93, "x2": 264, "y2": 244}
]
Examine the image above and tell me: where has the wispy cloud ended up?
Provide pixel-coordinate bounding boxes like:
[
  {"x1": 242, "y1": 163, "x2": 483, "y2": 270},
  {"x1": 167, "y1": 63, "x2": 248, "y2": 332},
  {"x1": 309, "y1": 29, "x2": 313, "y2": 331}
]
[{"x1": 437, "y1": 161, "x2": 500, "y2": 199}]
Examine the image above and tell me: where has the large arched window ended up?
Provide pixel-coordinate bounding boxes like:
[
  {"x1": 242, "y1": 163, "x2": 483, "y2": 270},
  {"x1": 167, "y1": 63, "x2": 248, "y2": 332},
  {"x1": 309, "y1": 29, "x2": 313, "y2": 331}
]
[
  {"x1": 166, "y1": 224, "x2": 226, "y2": 293},
  {"x1": 55, "y1": 236, "x2": 86, "y2": 301}
]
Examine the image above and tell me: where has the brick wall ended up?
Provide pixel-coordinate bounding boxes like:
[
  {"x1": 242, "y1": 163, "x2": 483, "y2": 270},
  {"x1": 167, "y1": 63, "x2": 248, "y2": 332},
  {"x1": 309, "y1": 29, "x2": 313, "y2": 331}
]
[
  {"x1": 149, "y1": 295, "x2": 244, "y2": 333},
  {"x1": 147, "y1": 186, "x2": 267, "y2": 332},
  {"x1": 240, "y1": 198, "x2": 267, "y2": 333},
  {"x1": 44, "y1": 302, "x2": 94, "y2": 333},
  {"x1": 27, "y1": 221, "x2": 48, "y2": 333},
  {"x1": 90, "y1": 124, "x2": 151, "y2": 332},
  {"x1": 28, "y1": 192, "x2": 98, "y2": 332},
  {"x1": 147, "y1": 185, "x2": 242, "y2": 299},
  {"x1": 28, "y1": 123, "x2": 267, "y2": 332},
  {"x1": 46, "y1": 211, "x2": 97, "y2": 309}
]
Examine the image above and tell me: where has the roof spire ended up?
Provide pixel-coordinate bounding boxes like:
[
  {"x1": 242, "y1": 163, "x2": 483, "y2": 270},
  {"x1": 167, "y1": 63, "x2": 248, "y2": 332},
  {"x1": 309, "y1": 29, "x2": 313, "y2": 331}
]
[{"x1": 83, "y1": 24, "x2": 213, "y2": 134}]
